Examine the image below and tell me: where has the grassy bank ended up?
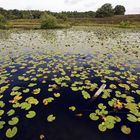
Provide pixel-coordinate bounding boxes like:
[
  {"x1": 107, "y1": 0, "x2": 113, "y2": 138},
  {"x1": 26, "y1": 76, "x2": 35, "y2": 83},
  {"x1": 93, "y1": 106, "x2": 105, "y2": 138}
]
[{"x1": 5, "y1": 14, "x2": 140, "y2": 29}]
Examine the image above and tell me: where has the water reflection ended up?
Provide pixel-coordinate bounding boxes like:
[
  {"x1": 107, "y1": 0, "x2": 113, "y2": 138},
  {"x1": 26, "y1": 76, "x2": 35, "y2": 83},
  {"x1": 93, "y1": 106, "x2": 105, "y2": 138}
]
[{"x1": 0, "y1": 30, "x2": 11, "y2": 39}]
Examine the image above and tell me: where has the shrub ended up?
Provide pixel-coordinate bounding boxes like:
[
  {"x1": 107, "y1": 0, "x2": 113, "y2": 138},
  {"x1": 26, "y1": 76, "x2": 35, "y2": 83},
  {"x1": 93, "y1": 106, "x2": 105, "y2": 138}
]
[
  {"x1": 119, "y1": 21, "x2": 130, "y2": 28},
  {"x1": 40, "y1": 13, "x2": 58, "y2": 29},
  {"x1": 0, "y1": 14, "x2": 6, "y2": 29}
]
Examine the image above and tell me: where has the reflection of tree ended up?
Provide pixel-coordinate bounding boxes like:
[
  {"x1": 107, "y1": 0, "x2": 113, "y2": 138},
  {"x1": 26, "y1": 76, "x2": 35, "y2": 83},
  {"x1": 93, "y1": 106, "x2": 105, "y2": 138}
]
[
  {"x1": 0, "y1": 30, "x2": 10, "y2": 39},
  {"x1": 93, "y1": 28, "x2": 121, "y2": 40},
  {"x1": 41, "y1": 30, "x2": 57, "y2": 42}
]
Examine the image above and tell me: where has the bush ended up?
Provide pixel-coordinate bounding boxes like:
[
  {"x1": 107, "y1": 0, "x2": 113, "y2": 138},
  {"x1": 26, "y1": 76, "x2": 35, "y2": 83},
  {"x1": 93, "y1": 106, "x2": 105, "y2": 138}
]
[
  {"x1": 0, "y1": 14, "x2": 6, "y2": 22},
  {"x1": 119, "y1": 21, "x2": 130, "y2": 28},
  {"x1": 0, "y1": 14, "x2": 6, "y2": 29},
  {"x1": 40, "y1": 13, "x2": 58, "y2": 29},
  {"x1": 114, "y1": 5, "x2": 126, "y2": 15},
  {"x1": 95, "y1": 3, "x2": 114, "y2": 18},
  {"x1": 57, "y1": 13, "x2": 68, "y2": 21}
]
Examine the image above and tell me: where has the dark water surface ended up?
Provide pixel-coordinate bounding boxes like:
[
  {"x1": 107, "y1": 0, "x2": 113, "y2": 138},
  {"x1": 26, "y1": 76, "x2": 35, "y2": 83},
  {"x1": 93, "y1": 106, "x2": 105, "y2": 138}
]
[{"x1": 0, "y1": 27, "x2": 140, "y2": 140}]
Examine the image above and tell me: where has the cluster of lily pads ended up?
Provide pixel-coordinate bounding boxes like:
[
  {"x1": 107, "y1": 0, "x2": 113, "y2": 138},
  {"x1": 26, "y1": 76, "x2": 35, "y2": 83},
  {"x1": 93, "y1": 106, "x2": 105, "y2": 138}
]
[{"x1": 0, "y1": 27, "x2": 140, "y2": 139}]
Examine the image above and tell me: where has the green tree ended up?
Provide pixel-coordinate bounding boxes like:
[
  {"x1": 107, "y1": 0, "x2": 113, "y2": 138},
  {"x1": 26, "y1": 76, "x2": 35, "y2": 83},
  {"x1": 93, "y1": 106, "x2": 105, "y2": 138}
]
[
  {"x1": 40, "y1": 12, "x2": 58, "y2": 29},
  {"x1": 95, "y1": 3, "x2": 114, "y2": 18},
  {"x1": 114, "y1": 5, "x2": 126, "y2": 15}
]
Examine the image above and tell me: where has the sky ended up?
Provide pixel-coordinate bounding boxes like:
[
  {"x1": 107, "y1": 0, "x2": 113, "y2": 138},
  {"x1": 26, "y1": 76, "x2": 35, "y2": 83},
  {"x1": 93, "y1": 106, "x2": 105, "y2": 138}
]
[{"x1": 0, "y1": 0, "x2": 140, "y2": 14}]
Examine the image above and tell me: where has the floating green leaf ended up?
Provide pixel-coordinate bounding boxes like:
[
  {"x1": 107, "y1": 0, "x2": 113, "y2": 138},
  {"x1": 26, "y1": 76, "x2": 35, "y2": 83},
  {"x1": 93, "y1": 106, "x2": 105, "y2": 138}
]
[
  {"x1": 98, "y1": 123, "x2": 107, "y2": 132},
  {"x1": 127, "y1": 114, "x2": 137, "y2": 122},
  {"x1": 89, "y1": 113, "x2": 99, "y2": 121},
  {"x1": 26, "y1": 111, "x2": 36, "y2": 119},
  {"x1": 6, "y1": 127, "x2": 18, "y2": 138},
  {"x1": 0, "y1": 110, "x2": 4, "y2": 116},
  {"x1": 12, "y1": 86, "x2": 21, "y2": 91},
  {"x1": 69, "y1": 106, "x2": 76, "y2": 111},
  {"x1": 54, "y1": 93, "x2": 61, "y2": 98},
  {"x1": 47, "y1": 114, "x2": 56, "y2": 122},
  {"x1": 82, "y1": 90, "x2": 91, "y2": 100},
  {"x1": 7, "y1": 109, "x2": 15, "y2": 116},
  {"x1": 136, "y1": 90, "x2": 140, "y2": 95},
  {"x1": 8, "y1": 117, "x2": 19, "y2": 126},
  {"x1": 0, "y1": 101, "x2": 5, "y2": 108},
  {"x1": 121, "y1": 125, "x2": 131, "y2": 135},
  {"x1": 20, "y1": 102, "x2": 31, "y2": 110},
  {"x1": 0, "y1": 121, "x2": 5, "y2": 129}
]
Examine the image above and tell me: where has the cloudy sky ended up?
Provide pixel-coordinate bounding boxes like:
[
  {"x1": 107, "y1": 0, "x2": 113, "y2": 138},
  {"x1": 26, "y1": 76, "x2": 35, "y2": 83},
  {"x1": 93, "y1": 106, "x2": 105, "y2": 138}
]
[{"x1": 0, "y1": 0, "x2": 140, "y2": 14}]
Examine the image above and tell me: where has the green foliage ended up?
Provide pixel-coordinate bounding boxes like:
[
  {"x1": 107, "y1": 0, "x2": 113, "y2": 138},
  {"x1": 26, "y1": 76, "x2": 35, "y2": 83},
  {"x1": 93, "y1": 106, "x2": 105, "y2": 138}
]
[
  {"x1": 0, "y1": 14, "x2": 6, "y2": 23},
  {"x1": 0, "y1": 14, "x2": 6, "y2": 29},
  {"x1": 57, "y1": 13, "x2": 68, "y2": 21},
  {"x1": 114, "y1": 5, "x2": 126, "y2": 15},
  {"x1": 95, "y1": 3, "x2": 114, "y2": 18},
  {"x1": 119, "y1": 21, "x2": 130, "y2": 28},
  {"x1": 41, "y1": 13, "x2": 58, "y2": 29}
]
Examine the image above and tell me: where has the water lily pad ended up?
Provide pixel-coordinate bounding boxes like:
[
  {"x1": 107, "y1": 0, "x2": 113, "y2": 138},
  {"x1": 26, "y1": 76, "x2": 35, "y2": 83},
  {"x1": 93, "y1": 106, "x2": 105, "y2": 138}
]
[
  {"x1": 82, "y1": 90, "x2": 91, "y2": 100},
  {"x1": 98, "y1": 123, "x2": 107, "y2": 132},
  {"x1": 26, "y1": 97, "x2": 39, "y2": 105},
  {"x1": 10, "y1": 91, "x2": 21, "y2": 96},
  {"x1": 121, "y1": 125, "x2": 131, "y2": 135},
  {"x1": 136, "y1": 90, "x2": 140, "y2": 95},
  {"x1": 23, "y1": 88, "x2": 30, "y2": 93},
  {"x1": 28, "y1": 83, "x2": 37, "y2": 87},
  {"x1": 6, "y1": 127, "x2": 18, "y2": 138},
  {"x1": 47, "y1": 114, "x2": 56, "y2": 122},
  {"x1": 46, "y1": 97, "x2": 54, "y2": 103},
  {"x1": 54, "y1": 93, "x2": 61, "y2": 98},
  {"x1": 0, "y1": 101, "x2": 5, "y2": 108},
  {"x1": 69, "y1": 106, "x2": 76, "y2": 111},
  {"x1": 109, "y1": 84, "x2": 117, "y2": 89},
  {"x1": 127, "y1": 114, "x2": 137, "y2": 122},
  {"x1": 0, "y1": 110, "x2": 4, "y2": 116},
  {"x1": 8, "y1": 117, "x2": 19, "y2": 126},
  {"x1": 7, "y1": 109, "x2": 15, "y2": 116},
  {"x1": 26, "y1": 111, "x2": 36, "y2": 119},
  {"x1": 98, "y1": 103, "x2": 106, "y2": 109},
  {"x1": 20, "y1": 102, "x2": 31, "y2": 110},
  {"x1": 33, "y1": 88, "x2": 41, "y2": 95},
  {"x1": 13, "y1": 103, "x2": 20, "y2": 108},
  {"x1": 0, "y1": 121, "x2": 5, "y2": 129},
  {"x1": 89, "y1": 113, "x2": 99, "y2": 121},
  {"x1": 131, "y1": 83, "x2": 139, "y2": 88},
  {"x1": 105, "y1": 121, "x2": 114, "y2": 129},
  {"x1": 12, "y1": 86, "x2": 21, "y2": 91}
]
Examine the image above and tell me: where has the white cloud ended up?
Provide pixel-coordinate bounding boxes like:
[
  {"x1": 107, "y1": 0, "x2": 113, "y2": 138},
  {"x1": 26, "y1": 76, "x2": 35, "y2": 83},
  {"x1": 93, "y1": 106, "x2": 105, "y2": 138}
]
[{"x1": 0, "y1": 0, "x2": 140, "y2": 14}]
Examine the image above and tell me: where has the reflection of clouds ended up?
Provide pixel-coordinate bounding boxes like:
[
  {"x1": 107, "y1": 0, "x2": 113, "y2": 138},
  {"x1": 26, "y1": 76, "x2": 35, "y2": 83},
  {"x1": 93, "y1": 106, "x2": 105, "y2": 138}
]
[{"x1": 0, "y1": 30, "x2": 11, "y2": 39}]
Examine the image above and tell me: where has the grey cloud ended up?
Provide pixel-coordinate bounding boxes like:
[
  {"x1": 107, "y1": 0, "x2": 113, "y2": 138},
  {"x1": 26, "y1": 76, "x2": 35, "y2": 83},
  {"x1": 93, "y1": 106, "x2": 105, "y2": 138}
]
[
  {"x1": 64, "y1": 0, "x2": 83, "y2": 5},
  {"x1": 84, "y1": 2, "x2": 97, "y2": 8}
]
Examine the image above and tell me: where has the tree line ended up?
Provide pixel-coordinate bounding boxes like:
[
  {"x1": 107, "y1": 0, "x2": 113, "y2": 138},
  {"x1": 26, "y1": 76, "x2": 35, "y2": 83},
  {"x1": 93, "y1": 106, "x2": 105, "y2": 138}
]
[{"x1": 0, "y1": 3, "x2": 125, "y2": 20}]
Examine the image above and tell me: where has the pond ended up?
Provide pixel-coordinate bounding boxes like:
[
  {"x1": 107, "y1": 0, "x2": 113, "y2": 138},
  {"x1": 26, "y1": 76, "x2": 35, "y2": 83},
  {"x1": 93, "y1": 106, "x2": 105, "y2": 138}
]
[{"x1": 0, "y1": 27, "x2": 140, "y2": 140}]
